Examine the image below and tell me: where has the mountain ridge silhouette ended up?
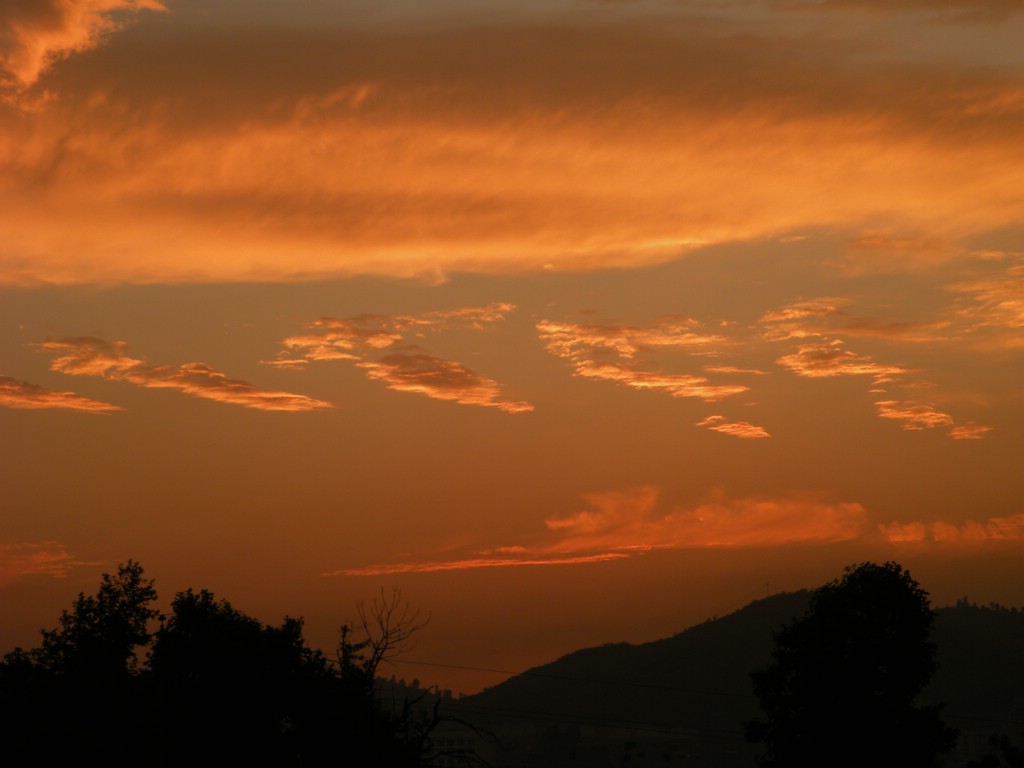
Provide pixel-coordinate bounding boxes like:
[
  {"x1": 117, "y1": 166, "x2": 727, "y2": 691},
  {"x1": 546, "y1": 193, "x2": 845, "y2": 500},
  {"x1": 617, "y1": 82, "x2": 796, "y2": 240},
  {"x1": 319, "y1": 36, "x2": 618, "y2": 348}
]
[{"x1": 455, "y1": 591, "x2": 1024, "y2": 766}]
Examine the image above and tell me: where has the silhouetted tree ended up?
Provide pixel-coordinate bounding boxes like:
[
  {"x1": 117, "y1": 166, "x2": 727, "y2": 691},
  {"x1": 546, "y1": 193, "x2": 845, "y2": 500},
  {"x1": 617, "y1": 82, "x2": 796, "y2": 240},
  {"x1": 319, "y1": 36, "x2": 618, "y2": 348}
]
[
  {"x1": 0, "y1": 564, "x2": 447, "y2": 765},
  {"x1": 35, "y1": 559, "x2": 159, "y2": 679},
  {"x1": 0, "y1": 560, "x2": 159, "y2": 759},
  {"x1": 336, "y1": 588, "x2": 434, "y2": 764},
  {"x1": 967, "y1": 734, "x2": 1024, "y2": 768},
  {"x1": 746, "y1": 561, "x2": 956, "y2": 768},
  {"x1": 148, "y1": 588, "x2": 335, "y2": 762},
  {"x1": 339, "y1": 587, "x2": 430, "y2": 681}
]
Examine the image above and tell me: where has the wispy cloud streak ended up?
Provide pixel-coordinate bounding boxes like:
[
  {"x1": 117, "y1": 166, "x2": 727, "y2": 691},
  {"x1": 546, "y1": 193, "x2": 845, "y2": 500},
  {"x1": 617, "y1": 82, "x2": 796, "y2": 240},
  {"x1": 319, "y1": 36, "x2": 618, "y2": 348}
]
[
  {"x1": 696, "y1": 415, "x2": 770, "y2": 439},
  {"x1": 881, "y1": 513, "x2": 1024, "y2": 544},
  {"x1": 761, "y1": 293, "x2": 995, "y2": 438},
  {"x1": 874, "y1": 400, "x2": 955, "y2": 430},
  {"x1": 874, "y1": 400, "x2": 993, "y2": 439},
  {"x1": 331, "y1": 487, "x2": 867, "y2": 575},
  {"x1": 328, "y1": 552, "x2": 634, "y2": 577},
  {"x1": 951, "y1": 263, "x2": 1024, "y2": 348},
  {"x1": 759, "y1": 296, "x2": 949, "y2": 343},
  {"x1": 272, "y1": 303, "x2": 531, "y2": 413},
  {"x1": 37, "y1": 337, "x2": 331, "y2": 411},
  {"x1": 775, "y1": 341, "x2": 907, "y2": 380},
  {"x1": 0, "y1": 541, "x2": 101, "y2": 586},
  {"x1": 358, "y1": 350, "x2": 533, "y2": 413},
  {"x1": 4, "y1": 14, "x2": 1023, "y2": 284},
  {"x1": 537, "y1": 318, "x2": 748, "y2": 402},
  {"x1": 0, "y1": 374, "x2": 120, "y2": 412},
  {"x1": 0, "y1": 0, "x2": 165, "y2": 91}
]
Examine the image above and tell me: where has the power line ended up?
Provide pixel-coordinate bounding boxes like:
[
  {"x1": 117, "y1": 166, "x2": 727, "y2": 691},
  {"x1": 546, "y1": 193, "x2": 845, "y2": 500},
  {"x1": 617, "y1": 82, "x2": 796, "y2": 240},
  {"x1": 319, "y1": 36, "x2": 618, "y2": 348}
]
[{"x1": 389, "y1": 658, "x2": 750, "y2": 699}]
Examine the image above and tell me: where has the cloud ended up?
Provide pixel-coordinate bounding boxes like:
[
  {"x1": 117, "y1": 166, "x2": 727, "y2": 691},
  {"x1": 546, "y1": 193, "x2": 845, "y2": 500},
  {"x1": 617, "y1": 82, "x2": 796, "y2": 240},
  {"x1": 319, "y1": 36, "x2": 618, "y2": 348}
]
[
  {"x1": 273, "y1": 304, "x2": 530, "y2": 412},
  {"x1": 328, "y1": 552, "x2": 635, "y2": 577},
  {"x1": 761, "y1": 297, "x2": 995, "y2": 437},
  {"x1": 760, "y1": 298, "x2": 849, "y2": 326},
  {"x1": 0, "y1": 541, "x2": 101, "y2": 586},
  {"x1": 0, "y1": 373, "x2": 120, "y2": 412},
  {"x1": 950, "y1": 263, "x2": 1024, "y2": 340},
  {"x1": 874, "y1": 399, "x2": 955, "y2": 430},
  {"x1": 829, "y1": 233, "x2": 966, "y2": 276},
  {"x1": 538, "y1": 318, "x2": 747, "y2": 403},
  {"x1": 544, "y1": 488, "x2": 866, "y2": 551},
  {"x1": 571, "y1": 361, "x2": 749, "y2": 402},
  {"x1": 358, "y1": 350, "x2": 533, "y2": 413},
  {"x1": 274, "y1": 303, "x2": 516, "y2": 365},
  {"x1": 703, "y1": 365, "x2": 770, "y2": 375},
  {"x1": 759, "y1": 296, "x2": 949, "y2": 343},
  {"x1": 696, "y1": 415, "x2": 771, "y2": 439},
  {"x1": 880, "y1": 513, "x2": 1024, "y2": 545},
  {"x1": 949, "y1": 423, "x2": 994, "y2": 440},
  {"x1": 537, "y1": 318, "x2": 723, "y2": 359},
  {"x1": 0, "y1": 0, "x2": 165, "y2": 91},
  {"x1": 874, "y1": 400, "x2": 992, "y2": 439},
  {"x1": 36, "y1": 337, "x2": 332, "y2": 411},
  {"x1": 331, "y1": 487, "x2": 868, "y2": 575},
  {"x1": 3, "y1": 19, "x2": 1024, "y2": 284},
  {"x1": 775, "y1": 340, "x2": 908, "y2": 379}
]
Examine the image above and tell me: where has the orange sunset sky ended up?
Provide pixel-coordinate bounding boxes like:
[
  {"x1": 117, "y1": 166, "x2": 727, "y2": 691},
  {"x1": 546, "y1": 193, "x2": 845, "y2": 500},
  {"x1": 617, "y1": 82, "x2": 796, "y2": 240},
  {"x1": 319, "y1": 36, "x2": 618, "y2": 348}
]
[{"x1": 1, "y1": 0, "x2": 1022, "y2": 694}]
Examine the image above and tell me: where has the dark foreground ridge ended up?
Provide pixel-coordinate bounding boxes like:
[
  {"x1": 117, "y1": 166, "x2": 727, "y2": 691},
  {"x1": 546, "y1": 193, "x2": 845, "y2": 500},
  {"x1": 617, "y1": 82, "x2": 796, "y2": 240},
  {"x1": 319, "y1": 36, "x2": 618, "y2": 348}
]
[
  {"x1": 3, "y1": 561, "x2": 1023, "y2": 767},
  {"x1": 455, "y1": 577, "x2": 1024, "y2": 768}
]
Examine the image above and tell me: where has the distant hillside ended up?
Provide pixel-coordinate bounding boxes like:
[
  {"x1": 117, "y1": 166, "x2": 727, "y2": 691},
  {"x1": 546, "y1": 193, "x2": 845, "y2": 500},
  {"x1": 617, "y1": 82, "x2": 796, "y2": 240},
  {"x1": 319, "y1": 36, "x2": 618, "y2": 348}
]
[{"x1": 453, "y1": 593, "x2": 1024, "y2": 767}]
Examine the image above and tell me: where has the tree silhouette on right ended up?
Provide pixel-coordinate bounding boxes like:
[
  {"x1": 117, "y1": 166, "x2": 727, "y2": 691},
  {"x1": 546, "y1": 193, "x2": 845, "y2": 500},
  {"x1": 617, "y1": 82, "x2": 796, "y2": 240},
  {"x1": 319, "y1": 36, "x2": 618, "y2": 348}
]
[{"x1": 746, "y1": 561, "x2": 957, "y2": 768}]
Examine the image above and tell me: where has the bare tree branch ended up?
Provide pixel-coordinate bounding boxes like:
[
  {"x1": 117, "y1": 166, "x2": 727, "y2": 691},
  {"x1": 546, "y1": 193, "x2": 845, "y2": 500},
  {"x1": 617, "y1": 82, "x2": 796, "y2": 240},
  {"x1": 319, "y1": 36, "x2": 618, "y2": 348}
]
[{"x1": 338, "y1": 588, "x2": 431, "y2": 680}]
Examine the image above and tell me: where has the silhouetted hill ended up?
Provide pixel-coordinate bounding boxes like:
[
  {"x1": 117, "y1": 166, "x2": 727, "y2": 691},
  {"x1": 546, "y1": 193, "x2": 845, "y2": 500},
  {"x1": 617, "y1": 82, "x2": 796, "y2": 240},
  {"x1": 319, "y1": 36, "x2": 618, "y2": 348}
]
[
  {"x1": 456, "y1": 593, "x2": 1024, "y2": 767},
  {"x1": 931, "y1": 601, "x2": 1024, "y2": 749}
]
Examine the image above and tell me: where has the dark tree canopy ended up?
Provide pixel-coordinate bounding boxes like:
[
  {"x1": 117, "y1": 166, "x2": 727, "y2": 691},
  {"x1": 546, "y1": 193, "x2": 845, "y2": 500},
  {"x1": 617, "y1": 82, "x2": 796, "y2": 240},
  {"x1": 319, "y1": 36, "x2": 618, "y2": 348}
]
[
  {"x1": 747, "y1": 561, "x2": 957, "y2": 768},
  {"x1": 36, "y1": 559, "x2": 159, "y2": 680},
  {"x1": 0, "y1": 563, "x2": 435, "y2": 766}
]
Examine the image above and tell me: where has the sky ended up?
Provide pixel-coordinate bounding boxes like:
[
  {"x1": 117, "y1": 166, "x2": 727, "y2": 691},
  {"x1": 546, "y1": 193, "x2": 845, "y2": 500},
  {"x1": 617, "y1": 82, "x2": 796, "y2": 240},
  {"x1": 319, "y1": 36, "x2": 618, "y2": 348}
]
[{"x1": 1, "y1": 0, "x2": 1022, "y2": 694}]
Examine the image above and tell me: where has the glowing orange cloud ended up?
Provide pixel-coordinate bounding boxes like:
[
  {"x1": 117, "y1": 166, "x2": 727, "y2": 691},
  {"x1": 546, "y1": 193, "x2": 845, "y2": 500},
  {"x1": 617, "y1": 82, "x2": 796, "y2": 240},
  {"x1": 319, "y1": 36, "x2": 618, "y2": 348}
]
[
  {"x1": 696, "y1": 415, "x2": 770, "y2": 439},
  {"x1": 543, "y1": 488, "x2": 865, "y2": 552},
  {"x1": 274, "y1": 303, "x2": 516, "y2": 365},
  {"x1": 874, "y1": 400, "x2": 955, "y2": 430},
  {"x1": 328, "y1": 552, "x2": 634, "y2": 577},
  {"x1": 0, "y1": 374, "x2": 121, "y2": 412},
  {"x1": 538, "y1": 318, "x2": 747, "y2": 403},
  {"x1": 951, "y1": 263, "x2": 1024, "y2": 348},
  {"x1": 760, "y1": 297, "x2": 948, "y2": 343},
  {"x1": 874, "y1": 400, "x2": 992, "y2": 439},
  {"x1": 949, "y1": 423, "x2": 994, "y2": 440},
  {"x1": 3, "y1": 21, "x2": 1023, "y2": 284},
  {"x1": 760, "y1": 298, "x2": 848, "y2": 327},
  {"x1": 36, "y1": 337, "x2": 331, "y2": 411},
  {"x1": 704, "y1": 366, "x2": 770, "y2": 376},
  {"x1": 331, "y1": 487, "x2": 868, "y2": 575},
  {"x1": 272, "y1": 304, "x2": 530, "y2": 413},
  {"x1": 880, "y1": 513, "x2": 1024, "y2": 545},
  {"x1": 358, "y1": 351, "x2": 533, "y2": 414},
  {"x1": 537, "y1": 318, "x2": 723, "y2": 360},
  {"x1": 0, "y1": 0, "x2": 165, "y2": 91},
  {"x1": 0, "y1": 541, "x2": 101, "y2": 587},
  {"x1": 775, "y1": 341, "x2": 907, "y2": 380}
]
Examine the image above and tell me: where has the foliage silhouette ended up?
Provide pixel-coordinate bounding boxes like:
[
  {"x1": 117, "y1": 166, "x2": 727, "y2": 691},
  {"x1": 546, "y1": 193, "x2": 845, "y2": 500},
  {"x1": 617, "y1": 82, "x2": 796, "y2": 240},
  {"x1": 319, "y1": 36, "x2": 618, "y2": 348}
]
[
  {"x1": 1, "y1": 560, "x2": 160, "y2": 759},
  {"x1": 148, "y1": 587, "x2": 338, "y2": 763},
  {"x1": 967, "y1": 735, "x2": 1024, "y2": 768},
  {"x1": 0, "y1": 563, "x2": 439, "y2": 766},
  {"x1": 746, "y1": 561, "x2": 956, "y2": 768},
  {"x1": 36, "y1": 558, "x2": 159, "y2": 679}
]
